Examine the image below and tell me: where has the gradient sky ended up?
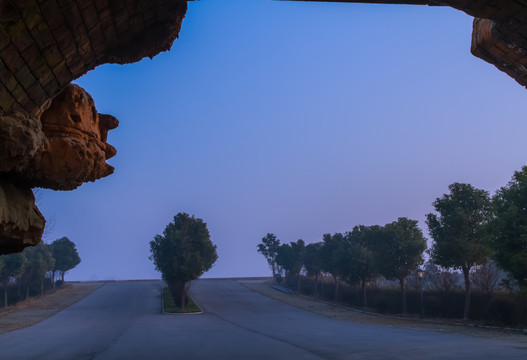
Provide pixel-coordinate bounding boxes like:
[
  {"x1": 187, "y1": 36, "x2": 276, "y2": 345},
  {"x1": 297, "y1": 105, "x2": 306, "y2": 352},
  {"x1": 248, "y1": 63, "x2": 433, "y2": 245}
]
[{"x1": 37, "y1": 0, "x2": 527, "y2": 281}]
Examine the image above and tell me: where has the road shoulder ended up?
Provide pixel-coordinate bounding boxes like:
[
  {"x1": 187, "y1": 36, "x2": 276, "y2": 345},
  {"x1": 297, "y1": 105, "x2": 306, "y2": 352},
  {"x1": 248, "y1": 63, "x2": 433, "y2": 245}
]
[
  {"x1": 0, "y1": 282, "x2": 102, "y2": 334},
  {"x1": 240, "y1": 280, "x2": 527, "y2": 343}
]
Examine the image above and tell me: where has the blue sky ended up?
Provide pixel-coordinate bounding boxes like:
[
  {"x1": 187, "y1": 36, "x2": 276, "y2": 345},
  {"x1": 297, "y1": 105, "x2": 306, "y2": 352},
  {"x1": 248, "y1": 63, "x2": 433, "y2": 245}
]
[{"x1": 38, "y1": 0, "x2": 527, "y2": 280}]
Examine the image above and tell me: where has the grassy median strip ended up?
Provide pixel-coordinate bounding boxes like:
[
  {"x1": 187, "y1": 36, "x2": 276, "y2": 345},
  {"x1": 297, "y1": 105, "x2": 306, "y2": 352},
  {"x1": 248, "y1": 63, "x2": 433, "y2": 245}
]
[{"x1": 162, "y1": 287, "x2": 201, "y2": 313}]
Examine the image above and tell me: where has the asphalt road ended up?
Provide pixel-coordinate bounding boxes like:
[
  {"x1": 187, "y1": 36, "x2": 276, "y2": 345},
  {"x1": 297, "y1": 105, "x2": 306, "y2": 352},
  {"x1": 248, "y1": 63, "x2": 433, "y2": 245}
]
[{"x1": 0, "y1": 279, "x2": 525, "y2": 359}]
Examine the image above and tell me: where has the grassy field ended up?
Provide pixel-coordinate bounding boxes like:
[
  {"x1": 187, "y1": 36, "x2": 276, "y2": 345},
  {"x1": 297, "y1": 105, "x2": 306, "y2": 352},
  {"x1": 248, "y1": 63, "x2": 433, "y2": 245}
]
[{"x1": 162, "y1": 287, "x2": 201, "y2": 314}]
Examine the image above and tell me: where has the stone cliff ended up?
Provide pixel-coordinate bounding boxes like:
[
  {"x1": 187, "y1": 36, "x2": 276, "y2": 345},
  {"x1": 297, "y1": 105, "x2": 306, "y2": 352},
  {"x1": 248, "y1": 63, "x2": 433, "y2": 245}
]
[
  {"x1": 1, "y1": 0, "x2": 527, "y2": 254},
  {"x1": 0, "y1": 0, "x2": 187, "y2": 254}
]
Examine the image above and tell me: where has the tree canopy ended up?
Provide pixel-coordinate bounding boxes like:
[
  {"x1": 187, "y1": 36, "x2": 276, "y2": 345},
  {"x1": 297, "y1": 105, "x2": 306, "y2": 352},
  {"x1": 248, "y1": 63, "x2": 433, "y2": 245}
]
[
  {"x1": 426, "y1": 182, "x2": 491, "y2": 320},
  {"x1": 51, "y1": 237, "x2": 81, "y2": 283},
  {"x1": 487, "y1": 166, "x2": 527, "y2": 287},
  {"x1": 373, "y1": 217, "x2": 426, "y2": 313},
  {"x1": 149, "y1": 213, "x2": 218, "y2": 310},
  {"x1": 257, "y1": 233, "x2": 281, "y2": 281}
]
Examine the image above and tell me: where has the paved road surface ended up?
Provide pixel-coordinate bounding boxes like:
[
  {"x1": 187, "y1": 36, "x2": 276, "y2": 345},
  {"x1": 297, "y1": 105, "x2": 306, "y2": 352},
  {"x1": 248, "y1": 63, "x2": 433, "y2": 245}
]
[{"x1": 0, "y1": 279, "x2": 525, "y2": 359}]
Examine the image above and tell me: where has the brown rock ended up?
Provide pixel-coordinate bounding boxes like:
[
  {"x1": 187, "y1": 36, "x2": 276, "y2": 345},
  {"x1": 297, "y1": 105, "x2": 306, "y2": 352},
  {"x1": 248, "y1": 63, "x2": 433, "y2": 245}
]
[
  {"x1": 26, "y1": 84, "x2": 119, "y2": 190},
  {"x1": 0, "y1": 111, "x2": 47, "y2": 174},
  {"x1": 0, "y1": 178, "x2": 45, "y2": 255}
]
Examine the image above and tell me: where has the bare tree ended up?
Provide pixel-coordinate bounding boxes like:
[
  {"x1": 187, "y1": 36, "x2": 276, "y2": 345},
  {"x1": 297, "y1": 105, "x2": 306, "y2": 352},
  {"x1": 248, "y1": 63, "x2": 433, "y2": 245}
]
[{"x1": 470, "y1": 260, "x2": 503, "y2": 296}]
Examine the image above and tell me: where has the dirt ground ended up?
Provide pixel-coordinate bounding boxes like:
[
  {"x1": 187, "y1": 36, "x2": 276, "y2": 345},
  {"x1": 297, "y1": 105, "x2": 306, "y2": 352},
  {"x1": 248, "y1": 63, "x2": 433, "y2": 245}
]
[
  {"x1": 0, "y1": 282, "x2": 102, "y2": 334},
  {"x1": 240, "y1": 280, "x2": 527, "y2": 343}
]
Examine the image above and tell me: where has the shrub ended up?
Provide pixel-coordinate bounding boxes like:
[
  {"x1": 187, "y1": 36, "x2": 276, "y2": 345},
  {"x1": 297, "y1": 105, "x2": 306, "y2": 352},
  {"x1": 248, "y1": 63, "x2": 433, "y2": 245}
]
[{"x1": 486, "y1": 296, "x2": 518, "y2": 325}]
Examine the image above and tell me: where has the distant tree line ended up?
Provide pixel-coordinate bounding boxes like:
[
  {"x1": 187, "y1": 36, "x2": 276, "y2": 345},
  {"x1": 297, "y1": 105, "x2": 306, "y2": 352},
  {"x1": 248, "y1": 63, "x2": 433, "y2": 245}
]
[
  {"x1": 0, "y1": 237, "x2": 81, "y2": 308},
  {"x1": 258, "y1": 166, "x2": 527, "y2": 324}
]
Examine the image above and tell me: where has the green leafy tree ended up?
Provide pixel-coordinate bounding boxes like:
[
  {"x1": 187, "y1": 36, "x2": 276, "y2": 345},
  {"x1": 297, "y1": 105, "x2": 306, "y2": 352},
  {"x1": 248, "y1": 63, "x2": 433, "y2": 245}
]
[
  {"x1": 487, "y1": 166, "x2": 527, "y2": 287},
  {"x1": 374, "y1": 218, "x2": 427, "y2": 314},
  {"x1": 343, "y1": 225, "x2": 380, "y2": 308},
  {"x1": 0, "y1": 253, "x2": 26, "y2": 307},
  {"x1": 276, "y1": 239, "x2": 305, "y2": 291},
  {"x1": 303, "y1": 242, "x2": 323, "y2": 295},
  {"x1": 149, "y1": 213, "x2": 218, "y2": 310},
  {"x1": 22, "y1": 243, "x2": 55, "y2": 297},
  {"x1": 426, "y1": 183, "x2": 491, "y2": 320},
  {"x1": 257, "y1": 233, "x2": 281, "y2": 282},
  {"x1": 51, "y1": 237, "x2": 81, "y2": 287},
  {"x1": 320, "y1": 233, "x2": 346, "y2": 301}
]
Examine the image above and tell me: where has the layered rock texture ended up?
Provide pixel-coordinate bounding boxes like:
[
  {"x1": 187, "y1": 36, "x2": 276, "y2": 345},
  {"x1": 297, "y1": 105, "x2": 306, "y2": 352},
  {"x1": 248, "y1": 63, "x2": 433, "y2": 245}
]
[
  {"x1": 303, "y1": 0, "x2": 527, "y2": 88},
  {"x1": 0, "y1": 0, "x2": 187, "y2": 254},
  {"x1": 1, "y1": 0, "x2": 526, "y2": 254}
]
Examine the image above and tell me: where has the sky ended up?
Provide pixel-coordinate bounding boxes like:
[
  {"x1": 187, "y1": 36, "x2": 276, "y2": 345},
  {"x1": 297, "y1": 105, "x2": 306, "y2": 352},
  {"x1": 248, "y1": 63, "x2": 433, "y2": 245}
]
[{"x1": 37, "y1": 0, "x2": 527, "y2": 281}]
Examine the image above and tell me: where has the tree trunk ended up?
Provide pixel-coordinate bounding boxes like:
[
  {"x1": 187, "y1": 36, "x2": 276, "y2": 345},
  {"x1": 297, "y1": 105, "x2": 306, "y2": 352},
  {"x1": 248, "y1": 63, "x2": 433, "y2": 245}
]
[
  {"x1": 362, "y1": 279, "x2": 368, "y2": 308},
  {"x1": 61, "y1": 271, "x2": 65, "y2": 282},
  {"x1": 314, "y1": 274, "x2": 319, "y2": 296},
  {"x1": 462, "y1": 265, "x2": 471, "y2": 321},
  {"x1": 41, "y1": 278, "x2": 44, "y2": 296},
  {"x1": 180, "y1": 281, "x2": 186, "y2": 311},
  {"x1": 399, "y1": 277, "x2": 407, "y2": 314},
  {"x1": 271, "y1": 262, "x2": 276, "y2": 284},
  {"x1": 297, "y1": 274, "x2": 301, "y2": 293},
  {"x1": 3, "y1": 279, "x2": 8, "y2": 308},
  {"x1": 52, "y1": 271, "x2": 56, "y2": 290},
  {"x1": 333, "y1": 275, "x2": 339, "y2": 302},
  {"x1": 26, "y1": 284, "x2": 30, "y2": 300}
]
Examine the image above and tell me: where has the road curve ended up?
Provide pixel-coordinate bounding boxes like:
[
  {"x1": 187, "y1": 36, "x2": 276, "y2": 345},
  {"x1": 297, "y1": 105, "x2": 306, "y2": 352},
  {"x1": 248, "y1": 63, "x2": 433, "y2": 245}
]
[{"x1": 0, "y1": 279, "x2": 525, "y2": 359}]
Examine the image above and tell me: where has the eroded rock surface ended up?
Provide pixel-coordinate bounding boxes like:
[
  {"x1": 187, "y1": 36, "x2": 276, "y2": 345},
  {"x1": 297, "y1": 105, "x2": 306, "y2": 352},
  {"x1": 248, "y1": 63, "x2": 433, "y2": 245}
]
[
  {"x1": 26, "y1": 84, "x2": 118, "y2": 190},
  {"x1": 0, "y1": 1, "x2": 186, "y2": 254},
  {"x1": 0, "y1": 178, "x2": 45, "y2": 254},
  {"x1": 0, "y1": 111, "x2": 47, "y2": 174}
]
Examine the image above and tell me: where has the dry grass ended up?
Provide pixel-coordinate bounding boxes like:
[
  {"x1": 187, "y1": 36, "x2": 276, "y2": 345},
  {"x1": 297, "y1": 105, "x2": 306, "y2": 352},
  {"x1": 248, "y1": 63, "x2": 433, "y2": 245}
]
[
  {"x1": 240, "y1": 280, "x2": 527, "y2": 343},
  {"x1": 0, "y1": 282, "x2": 101, "y2": 334}
]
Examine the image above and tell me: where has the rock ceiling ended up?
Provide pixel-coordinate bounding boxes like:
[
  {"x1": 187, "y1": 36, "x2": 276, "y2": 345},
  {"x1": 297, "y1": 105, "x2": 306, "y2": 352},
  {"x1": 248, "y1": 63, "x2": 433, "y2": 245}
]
[{"x1": 0, "y1": 0, "x2": 525, "y2": 254}]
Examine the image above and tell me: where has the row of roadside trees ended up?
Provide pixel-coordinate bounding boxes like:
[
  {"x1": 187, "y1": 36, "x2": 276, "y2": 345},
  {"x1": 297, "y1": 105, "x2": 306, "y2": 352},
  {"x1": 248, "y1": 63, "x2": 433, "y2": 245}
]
[
  {"x1": 0, "y1": 237, "x2": 81, "y2": 308},
  {"x1": 258, "y1": 166, "x2": 527, "y2": 322}
]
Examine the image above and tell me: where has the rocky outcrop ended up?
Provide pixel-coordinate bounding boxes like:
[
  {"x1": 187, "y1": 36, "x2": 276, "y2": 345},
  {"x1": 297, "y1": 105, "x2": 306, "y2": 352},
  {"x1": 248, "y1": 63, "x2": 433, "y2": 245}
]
[
  {"x1": 303, "y1": 1, "x2": 527, "y2": 88},
  {"x1": 0, "y1": 1, "x2": 186, "y2": 254},
  {"x1": 25, "y1": 84, "x2": 118, "y2": 190},
  {"x1": 0, "y1": 0, "x2": 188, "y2": 116},
  {"x1": 0, "y1": 178, "x2": 45, "y2": 254}
]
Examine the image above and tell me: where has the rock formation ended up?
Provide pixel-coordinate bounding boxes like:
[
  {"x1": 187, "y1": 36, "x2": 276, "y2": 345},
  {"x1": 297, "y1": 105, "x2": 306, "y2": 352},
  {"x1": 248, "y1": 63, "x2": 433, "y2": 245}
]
[
  {"x1": 1, "y1": 0, "x2": 527, "y2": 254},
  {"x1": 26, "y1": 84, "x2": 118, "y2": 191},
  {"x1": 301, "y1": 0, "x2": 527, "y2": 88},
  {"x1": 0, "y1": 0, "x2": 187, "y2": 254}
]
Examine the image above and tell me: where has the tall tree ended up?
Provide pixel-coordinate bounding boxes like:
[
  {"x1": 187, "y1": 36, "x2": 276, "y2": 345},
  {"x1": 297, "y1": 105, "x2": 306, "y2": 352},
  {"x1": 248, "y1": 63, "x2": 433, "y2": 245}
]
[
  {"x1": 149, "y1": 213, "x2": 218, "y2": 310},
  {"x1": 426, "y1": 183, "x2": 491, "y2": 320},
  {"x1": 343, "y1": 225, "x2": 380, "y2": 308},
  {"x1": 303, "y1": 242, "x2": 323, "y2": 295},
  {"x1": 320, "y1": 233, "x2": 346, "y2": 301},
  {"x1": 257, "y1": 233, "x2": 281, "y2": 282},
  {"x1": 0, "y1": 253, "x2": 26, "y2": 307},
  {"x1": 276, "y1": 239, "x2": 305, "y2": 291},
  {"x1": 22, "y1": 243, "x2": 55, "y2": 297},
  {"x1": 51, "y1": 237, "x2": 81, "y2": 286},
  {"x1": 487, "y1": 166, "x2": 527, "y2": 287},
  {"x1": 374, "y1": 218, "x2": 427, "y2": 314}
]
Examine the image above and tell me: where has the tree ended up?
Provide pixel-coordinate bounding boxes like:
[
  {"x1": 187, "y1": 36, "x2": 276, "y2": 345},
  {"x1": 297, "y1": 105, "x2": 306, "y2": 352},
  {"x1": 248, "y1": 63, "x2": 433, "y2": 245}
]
[
  {"x1": 426, "y1": 183, "x2": 491, "y2": 320},
  {"x1": 425, "y1": 262, "x2": 460, "y2": 293},
  {"x1": 374, "y1": 218, "x2": 427, "y2": 314},
  {"x1": 470, "y1": 260, "x2": 503, "y2": 296},
  {"x1": 343, "y1": 225, "x2": 380, "y2": 308},
  {"x1": 149, "y1": 213, "x2": 218, "y2": 310},
  {"x1": 275, "y1": 239, "x2": 305, "y2": 291},
  {"x1": 257, "y1": 233, "x2": 281, "y2": 282},
  {"x1": 303, "y1": 242, "x2": 323, "y2": 295},
  {"x1": 487, "y1": 166, "x2": 527, "y2": 287},
  {"x1": 51, "y1": 237, "x2": 81, "y2": 287},
  {"x1": 22, "y1": 243, "x2": 55, "y2": 297},
  {"x1": 0, "y1": 253, "x2": 26, "y2": 307},
  {"x1": 320, "y1": 233, "x2": 346, "y2": 301}
]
